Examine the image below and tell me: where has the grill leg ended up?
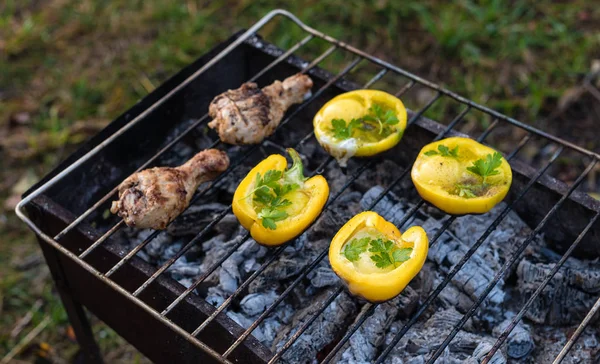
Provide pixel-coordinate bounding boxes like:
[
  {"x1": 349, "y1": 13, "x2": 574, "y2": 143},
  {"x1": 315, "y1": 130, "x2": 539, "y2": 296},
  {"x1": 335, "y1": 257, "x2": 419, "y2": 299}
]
[{"x1": 39, "y1": 241, "x2": 104, "y2": 364}]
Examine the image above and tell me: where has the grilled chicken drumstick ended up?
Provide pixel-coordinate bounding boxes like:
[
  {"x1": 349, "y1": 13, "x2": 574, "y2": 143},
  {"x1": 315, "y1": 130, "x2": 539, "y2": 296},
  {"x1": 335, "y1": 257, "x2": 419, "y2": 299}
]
[
  {"x1": 208, "y1": 73, "x2": 313, "y2": 144},
  {"x1": 110, "y1": 149, "x2": 229, "y2": 229}
]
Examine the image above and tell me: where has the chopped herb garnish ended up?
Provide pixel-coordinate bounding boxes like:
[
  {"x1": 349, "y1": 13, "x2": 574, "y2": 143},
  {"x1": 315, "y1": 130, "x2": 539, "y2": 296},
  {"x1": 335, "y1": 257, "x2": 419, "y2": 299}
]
[
  {"x1": 424, "y1": 145, "x2": 459, "y2": 158},
  {"x1": 330, "y1": 118, "x2": 363, "y2": 139},
  {"x1": 246, "y1": 149, "x2": 308, "y2": 230},
  {"x1": 454, "y1": 183, "x2": 478, "y2": 198},
  {"x1": 467, "y1": 152, "x2": 503, "y2": 184},
  {"x1": 329, "y1": 103, "x2": 399, "y2": 140},
  {"x1": 362, "y1": 104, "x2": 400, "y2": 134},
  {"x1": 342, "y1": 236, "x2": 413, "y2": 269},
  {"x1": 343, "y1": 237, "x2": 370, "y2": 262}
]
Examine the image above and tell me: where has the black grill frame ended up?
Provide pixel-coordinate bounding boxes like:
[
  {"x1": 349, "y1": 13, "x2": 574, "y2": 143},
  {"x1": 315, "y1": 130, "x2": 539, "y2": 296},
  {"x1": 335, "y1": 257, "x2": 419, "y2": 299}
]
[{"x1": 16, "y1": 9, "x2": 600, "y2": 364}]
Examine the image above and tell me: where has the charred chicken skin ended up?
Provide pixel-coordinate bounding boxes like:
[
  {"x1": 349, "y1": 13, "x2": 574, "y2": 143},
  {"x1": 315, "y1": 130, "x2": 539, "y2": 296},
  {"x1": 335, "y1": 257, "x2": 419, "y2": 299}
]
[
  {"x1": 110, "y1": 149, "x2": 229, "y2": 229},
  {"x1": 208, "y1": 73, "x2": 313, "y2": 144}
]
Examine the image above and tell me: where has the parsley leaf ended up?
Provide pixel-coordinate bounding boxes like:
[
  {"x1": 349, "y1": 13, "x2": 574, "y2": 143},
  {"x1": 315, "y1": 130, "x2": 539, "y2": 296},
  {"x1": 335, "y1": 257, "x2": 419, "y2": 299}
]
[
  {"x1": 454, "y1": 184, "x2": 477, "y2": 198},
  {"x1": 342, "y1": 236, "x2": 414, "y2": 268},
  {"x1": 329, "y1": 103, "x2": 399, "y2": 139},
  {"x1": 467, "y1": 152, "x2": 503, "y2": 184},
  {"x1": 258, "y1": 208, "x2": 289, "y2": 230},
  {"x1": 368, "y1": 238, "x2": 413, "y2": 268},
  {"x1": 392, "y1": 248, "x2": 413, "y2": 263},
  {"x1": 424, "y1": 145, "x2": 459, "y2": 157},
  {"x1": 343, "y1": 237, "x2": 370, "y2": 262},
  {"x1": 245, "y1": 149, "x2": 309, "y2": 230},
  {"x1": 331, "y1": 118, "x2": 350, "y2": 139}
]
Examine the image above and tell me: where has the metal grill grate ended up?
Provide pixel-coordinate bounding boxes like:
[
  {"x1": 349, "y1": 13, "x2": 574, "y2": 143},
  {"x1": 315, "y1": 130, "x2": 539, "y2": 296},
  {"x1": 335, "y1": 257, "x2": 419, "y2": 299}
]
[{"x1": 16, "y1": 9, "x2": 600, "y2": 364}]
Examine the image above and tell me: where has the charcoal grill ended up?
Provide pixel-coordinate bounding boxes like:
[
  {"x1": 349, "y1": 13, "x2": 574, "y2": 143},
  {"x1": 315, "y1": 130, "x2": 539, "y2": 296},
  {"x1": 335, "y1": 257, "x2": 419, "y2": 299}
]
[{"x1": 16, "y1": 9, "x2": 600, "y2": 364}]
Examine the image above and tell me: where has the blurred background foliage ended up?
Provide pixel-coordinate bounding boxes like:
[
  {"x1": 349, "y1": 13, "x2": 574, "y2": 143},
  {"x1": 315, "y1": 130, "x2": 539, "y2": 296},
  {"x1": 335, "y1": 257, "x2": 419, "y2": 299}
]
[{"x1": 1, "y1": 0, "x2": 599, "y2": 362}]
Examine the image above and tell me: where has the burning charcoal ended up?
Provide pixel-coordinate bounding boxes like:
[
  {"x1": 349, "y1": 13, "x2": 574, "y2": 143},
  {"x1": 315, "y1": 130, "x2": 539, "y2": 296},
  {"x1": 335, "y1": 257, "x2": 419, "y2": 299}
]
[
  {"x1": 359, "y1": 186, "x2": 423, "y2": 229},
  {"x1": 220, "y1": 252, "x2": 244, "y2": 294},
  {"x1": 333, "y1": 289, "x2": 418, "y2": 364},
  {"x1": 450, "y1": 203, "x2": 537, "y2": 275},
  {"x1": 272, "y1": 289, "x2": 358, "y2": 364},
  {"x1": 310, "y1": 191, "x2": 362, "y2": 239},
  {"x1": 354, "y1": 160, "x2": 411, "y2": 194},
  {"x1": 516, "y1": 257, "x2": 599, "y2": 325},
  {"x1": 492, "y1": 318, "x2": 534, "y2": 359},
  {"x1": 168, "y1": 261, "x2": 202, "y2": 278},
  {"x1": 307, "y1": 263, "x2": 338, "y2": 288},
  {"x1": 167, "y1": 202, "x2": 228, "y2": 237},
  {"x1": 206, "y1": 286, "x2": 227, "y2": 307},
  {"x1": 385, "y1": 308, "x2": 503, "y2": 363},
  {"x1": 214, "y1": 214, "x2": 245, "y2": 239},
  {"x1": 161, "y1": 241, "x2": 183, "y2": 260},
  {"x1": 249, "y1": 238, "x2": 329, "y2": 294},
  {"x1": 428, "y1": 224, "x2": 506, "y2": 313},
  {"x1": 240, "y1": 291, "x2": 278, "y2": 317}
]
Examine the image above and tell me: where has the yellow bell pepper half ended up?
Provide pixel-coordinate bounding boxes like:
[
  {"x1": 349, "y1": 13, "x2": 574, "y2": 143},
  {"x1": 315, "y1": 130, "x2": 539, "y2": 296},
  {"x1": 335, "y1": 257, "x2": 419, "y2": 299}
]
[
  {"x1": 411, "y1": 137, "x2": 512, "y2": 215},
  {"x1": 329, "y1": 211, "x2": 429, "y2": 302},
  {"x1": 232, "y1": 148, "x2": 329, "y2": 247},
  {"x1": 313, "y1": 90, "x2": 407, "y2": 167}
]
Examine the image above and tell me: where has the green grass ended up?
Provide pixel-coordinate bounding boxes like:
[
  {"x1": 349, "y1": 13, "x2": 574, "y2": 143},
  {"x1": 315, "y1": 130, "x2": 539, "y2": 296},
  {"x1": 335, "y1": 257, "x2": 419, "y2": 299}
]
[{"x1": 1, "y1": 0, "x2": 599, "y2": 361}]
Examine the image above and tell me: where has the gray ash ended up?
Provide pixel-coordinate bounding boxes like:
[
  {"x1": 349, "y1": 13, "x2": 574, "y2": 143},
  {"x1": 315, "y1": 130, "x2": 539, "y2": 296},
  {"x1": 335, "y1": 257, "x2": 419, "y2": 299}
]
[{"x1": 109, "y1": 154, "x2": 600, "y2": 363}]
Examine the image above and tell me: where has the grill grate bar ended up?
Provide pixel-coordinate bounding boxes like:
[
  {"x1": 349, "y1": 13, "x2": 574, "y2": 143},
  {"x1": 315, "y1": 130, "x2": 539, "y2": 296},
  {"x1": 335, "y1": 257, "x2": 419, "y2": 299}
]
[
  {"x1": 101, "y1": 49, "x2": 358, "y2": 278},
  {"x1": 394, "y1": 80, "x2": 416, "y2": 97},
  {"x1": 554, "y1": 293, "x2": 600, "y2": 363},
  {"x1": 483, "y1": 210, "x2": 600, "y2": 363},
  {"x1": 268, "y1": 285, "x2": 345, "y2": 364},
  {"x1": 54, "y1": 34, "x2": 316, "y2": 243},
  {"x1": 374, "y1": 136, "x2": 555, "y2": 364},
  {"x1": 426, "y1": 157, "x2": 598, "y2": 364},
  {"x1": 319, "y1": 117, "x2": 513, "y2": 364}
]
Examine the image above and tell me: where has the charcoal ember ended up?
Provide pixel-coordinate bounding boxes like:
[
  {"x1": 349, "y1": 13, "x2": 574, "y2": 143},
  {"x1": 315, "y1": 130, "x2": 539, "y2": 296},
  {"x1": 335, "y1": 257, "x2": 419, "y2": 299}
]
[
  {"x1": 354, "y1": 160, "x2": 410, "y2": 193},
  {"x1": 257, "y1": 302, "x2": 295, "y2": 346},
  {"x1": 395, "y1": 286, "x2": 420, "y2": 319},
  {"x1": 359, "y1": 186, "x2": 424, "y2": 229},
  {"x1": 240, "y1": 290, "x2": 279, "y2": 316},
  {"x1": 428, "y1": 223, "x2": 505, "y2": 312},
  {"x1": 217, "y1": 239, "x2": 268, "y2": 294},
  {"x1": 333, "y1": 289, "x2": 419, "y2": 364},
  {"x1": 322, "y1": 164, "x2": 350, "y2": 194},
  {"x1": 309, "y1": 192, "x2": 362, "y2": 239},
  {"x1": 214, "y1": 214, "x2": 246, "y2": 239},
  {"x1": 206, "y1": 286, "x2": 227, "y2": 307},
  {"x1": 516, "y1": 257, "x2": 600, "y2": 325},
  {"x1": 530, "y1": 327, "x2": 598, "y2": 363},
  {"x1": 198, "y1": 235, "x2": 244, "y2": 286},
  {"x1": 272, "y1": 289, "x2": 358, "y2": 364},
  {"x1": 450, "y1": 203, "x2": 539, "y2": 275},
  {"x1": 492, "y1": 318, "x2": 534, "y2": 359},
  {"x1": 385, "y1": 308, "x2": 504, "y2": 363},
  {"x1": 249, "y1": 238, "x2": 329, "y2": 294},
  {"x1": 360, "y1": 186, "x2": 405, "y2": 222},
  {"x1": 168, "y1": 260, "x2": 202, "y2": 278},
  {"x1": 167, "y1": 203, "x2": 228, "y2": 237},
  {"x1": 307, "y1": 262, "x2": 338, "y2": 289}
]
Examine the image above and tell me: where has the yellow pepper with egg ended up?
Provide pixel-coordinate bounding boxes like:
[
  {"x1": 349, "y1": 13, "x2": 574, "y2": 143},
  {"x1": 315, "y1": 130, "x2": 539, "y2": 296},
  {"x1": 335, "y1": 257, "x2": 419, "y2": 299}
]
[
  {"x1": 329, "y1": 211, "x2": 428, "y2": 302},
  {"x1": 411, "y1": 137, "x2": 512, "y2": 215},
  {"x1": 233, "y1": 148, "x2": 329, "y2": 246},
  {"x1": 314, "y1": 90, "x2": 407, "y2": 166}
]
